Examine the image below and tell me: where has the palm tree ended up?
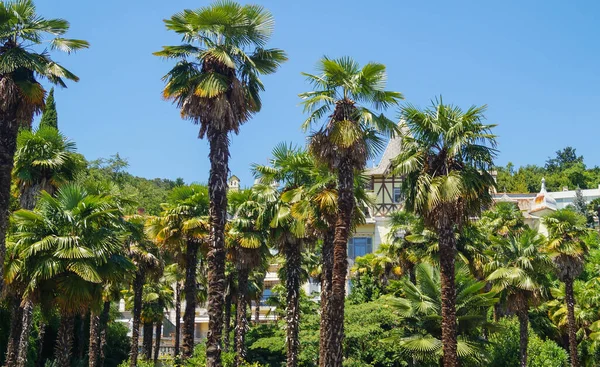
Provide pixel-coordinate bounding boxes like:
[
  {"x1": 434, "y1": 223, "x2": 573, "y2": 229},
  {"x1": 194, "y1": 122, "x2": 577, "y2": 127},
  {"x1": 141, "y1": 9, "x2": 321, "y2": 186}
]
[
  {"x1": 386, "y1": 263, "x2": 498, "y2": 365},
  {"x1": 386, "y1": 210, "x2": 436, "y2": 284},
  {"x1": 13, "y1": 126, "x2": 83, "y2": 209},
  {"x1": 4, "y1": 125, "x2": 82, "y2": 367},
  {"x1": 10, "y1": 184, "x2": 123, "y2": 367},
  {"x1": 163, "y1": 263, "x2": 185, "y2": 358},
  {"x1": 146, "y1": 185, "x2": 210, "y2": 359},
  {"x1": 0, "y1": 0, "x2": 88, "y2": 292},
  {"x1": 253, "y1": 144, "x2": 320, "y2": 367},
  {"x1": 300, "y1": 56, "x2": 402, "y2": 367},
  {"x1": 123, "y1": 277, "x2": 174, "y2": 362},
  {"x1": 543, "y1": 209, "x2": 595, "y2": 367},
  {"x1": 227, "y1": 189, "x2": 269, "y2": 366},
  {"x1": 391, "y1": 98, "x2": 497, "y2": 367},
  {"x1": 485, "y1": 229, "x2": 550, "y2": 367},
  {"x1": 479, "y1": 202, "x2": 526, "y2": 237},
  {"x1": 124, "y1": 216, "x2": 163, "y2": 367},
  {"x1": 87, "y1": 242, "x2": 135, "y2": 367},
  {"x1": 155, "y1": 3, "x2": 286, "y2": 364}
]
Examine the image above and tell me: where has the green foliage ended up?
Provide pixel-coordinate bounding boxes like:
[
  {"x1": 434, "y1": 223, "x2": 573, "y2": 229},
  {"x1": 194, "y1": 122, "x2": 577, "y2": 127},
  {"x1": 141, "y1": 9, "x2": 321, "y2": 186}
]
[
  {"x1": 76, "y1": 154, "x2": 182, "y2": 215},
  {"x1": 0, "y1": 0, "x2": 89, "y2": 118},
  {"x1": 386, "y1": 263, "x2": 498, "y2": 365},
  {"x1": 392, "y1": 98, "x2": 497, "y2": 226},
  {"x1": 104, "y1": 322, "x2": 130, "y2": 367},
  {"x1": 177, "y1": 343, "x2": 265, "y2": 367},
  {"x1": 348, "y1": 267, "x2": 383, "y2": 304},
  {"x1": 39, "y1": 88, "x2": 58, "y2": 129},
  {"x1": 496, "y1": 147, "x2": 600, "y2": 193},
  {"x1": 246, "y1": 325, "x2": 286, "y2": 366},
  {"x1": 545, "y1": 147, "x2": 584, "y2": 173},
  {"x1": 486, "y1": 318, "x2": 568, "y2": 367},
  {"x1": 13, "y1": 126, "x2": 84, "y2": 197},
  {"x1": 245, "y1": 298, "x2": 403, "y2": 367}
]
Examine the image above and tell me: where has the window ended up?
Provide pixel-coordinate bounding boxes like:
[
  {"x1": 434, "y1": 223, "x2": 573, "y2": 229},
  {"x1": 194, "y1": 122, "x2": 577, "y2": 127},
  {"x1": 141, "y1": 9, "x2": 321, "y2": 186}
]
[
  {"x1": 261, "y1": 288, "x2": 273, "y2": 306},
  {"x1": 393, "y1": 187, "x2": 403, "y2": 203},
  {"x1": 348, "y1": 237, "x2": 373, "y2": 260}
]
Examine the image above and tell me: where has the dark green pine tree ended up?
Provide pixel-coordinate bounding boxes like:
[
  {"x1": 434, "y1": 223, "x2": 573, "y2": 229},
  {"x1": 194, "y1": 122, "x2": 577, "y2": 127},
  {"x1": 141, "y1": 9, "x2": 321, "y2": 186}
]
[{"x1": 39, "y1": 88, "x2": 58, "y2": 128}]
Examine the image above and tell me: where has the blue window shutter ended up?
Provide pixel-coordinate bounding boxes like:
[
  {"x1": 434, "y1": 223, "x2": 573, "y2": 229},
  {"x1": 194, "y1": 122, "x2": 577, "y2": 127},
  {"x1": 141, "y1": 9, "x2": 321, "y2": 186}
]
[{"x1": 367, "y1": 237, "x2": 372, "y2": 254}]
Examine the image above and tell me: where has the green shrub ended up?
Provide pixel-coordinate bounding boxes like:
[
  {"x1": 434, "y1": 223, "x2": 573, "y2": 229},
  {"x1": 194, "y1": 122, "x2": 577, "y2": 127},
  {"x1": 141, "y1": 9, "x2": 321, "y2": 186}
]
[
  {"x1": 487, "y1": 317, "x2": 568, "y2": 367},
  {"x1": 183, "y1": 343, "x2": 265, "y2": 367},
  {"x1": 105, "y1": 322, "x2": 131, "y2": 367}
]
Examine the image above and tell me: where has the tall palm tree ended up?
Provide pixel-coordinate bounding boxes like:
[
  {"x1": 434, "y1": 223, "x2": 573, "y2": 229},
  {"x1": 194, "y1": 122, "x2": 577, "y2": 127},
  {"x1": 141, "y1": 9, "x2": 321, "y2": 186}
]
[
  {"x1": 227, "y1": 189, "x2": 269, "y2": 366},
  {"x1": 146, "y1": 185, "x2": 210, "y2": 359},
  {"x1": 300, "y1": 56, "x2": 402, "y2": 367},
  {"x1": 10, "y1": 184, "x2": 123, "y2": 367},
  {"x1": 252, "y1": 144, "x2": 318, "y2": 367},
  {"x1": 543, "y1": 209, "x2": 595, "y2": 367},
  {"x1": 485, "y1": 229, "x2": 550, "y2": 367},
  {"x1": 391, "y1": 98, "x2": 497, "y2": 367},
  {"x1": 124, "y1": 216, "x2": 163, "y2": 367},
  {"x1": 155, "y1": 3, "x2": 286, "y2": 364},
  {"x1": 0, "y1": 0, "x2": 88, "y2": 291}
]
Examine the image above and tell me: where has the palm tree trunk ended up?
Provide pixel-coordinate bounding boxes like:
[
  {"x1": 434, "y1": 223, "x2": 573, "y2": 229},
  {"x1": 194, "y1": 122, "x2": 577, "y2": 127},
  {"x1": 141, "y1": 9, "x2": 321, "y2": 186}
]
[
  {"x1": 154, "y1": 320, "x2": 162, "y2": 363},
  {"x1": 0, "y1": 111, "x2": 19, "y2": 298},
  {"x1": 5, "y1": 295, "x2": 23, "y2": 367},
  {"x1": 142, "y1": 322, "x2": 153, "y2": 360},
  {"x1": 319, "y1": 227, "x2": 334, "y2": 367},
  {"x1": 285, "y1": 242, "x2": 302, "y2": 367},
  {"x1": 254, "y1": 297, "x2": 260, "y2": 324},
  {"x1": 206, "y1": 128, "x2": 229, "y2": 367},
  {"x1": 19, "y1": 182, "x2": 41, "y2": 210},
  {"x1": 54, "y1": 315, "x2": 75, "y2": 367},
  {"x1": 183, "y1": 240, "x2": 199, "y2": 359},
  {"x1": 235, "y1": 267, "x2": 249, "y2": 367},
  {"x1": 36, "y1": 322, "x2": 46, "y2": 367},
  {"x1": 89, "y1": 310, "x2": 100, "y2": 367},
  {"x1": 129, "y1": 271, "x2": 145, "y2": 367},
  {"x1": 517, "y1": 308, "x2": 529, "y2": 367},
  {"x1": 77, "y1": 314, "x2": 86, "y2": 360},
  {"x1": 565, "y1": 278, "x2": 579, "y2": 367},
  {"x1": 224, "y1": 275, "x2": 233, "y2": 352},
  {"x1": 438, "y1": 212, "x2": 458, "y2": 367},
  {"x1": 327, "y1": 161, "x2": 354, "y2": 367},
  {"x1": 174, "y1": 281, "x2": 181, "y2": 358},
  {"x1": 98, "y1": 301, "x2": 111, "y2": 367},
  {"x1": 15, "y1": 301, "x2": 34, "y2": 367}
]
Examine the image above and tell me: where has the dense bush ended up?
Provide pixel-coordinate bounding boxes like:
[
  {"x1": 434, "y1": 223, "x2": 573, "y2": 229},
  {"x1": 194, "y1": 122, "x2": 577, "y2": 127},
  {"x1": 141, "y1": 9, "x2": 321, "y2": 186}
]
[
  {"x1": 105, "y1": 322, "x2": 131, "y2": 367},
  {"x1": 487, "y1": 318, "x2": 568, "y2": 367}
]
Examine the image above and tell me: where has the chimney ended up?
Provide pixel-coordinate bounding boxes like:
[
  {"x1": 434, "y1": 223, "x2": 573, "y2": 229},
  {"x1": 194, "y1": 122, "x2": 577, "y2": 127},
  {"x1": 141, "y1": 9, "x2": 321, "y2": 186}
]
[{"x1": 562, "y1": 186, "x2": 569, "y2": 191}]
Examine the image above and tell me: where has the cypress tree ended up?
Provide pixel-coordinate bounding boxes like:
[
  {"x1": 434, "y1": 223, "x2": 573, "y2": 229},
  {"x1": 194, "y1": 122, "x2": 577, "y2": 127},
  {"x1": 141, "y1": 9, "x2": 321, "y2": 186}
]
[{"x1": 39, "y1": 88, "x2": 58, "y2": 128}]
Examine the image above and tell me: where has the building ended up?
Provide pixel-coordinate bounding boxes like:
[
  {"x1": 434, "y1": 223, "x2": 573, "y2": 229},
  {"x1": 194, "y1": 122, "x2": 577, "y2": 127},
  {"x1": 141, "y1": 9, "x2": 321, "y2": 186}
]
[
  {"x1": 348, "y1": 133, "x2": 403, "y2": 268},
  {"x1": 493, "y1": 177, "x2": 600, "y2": 234}
]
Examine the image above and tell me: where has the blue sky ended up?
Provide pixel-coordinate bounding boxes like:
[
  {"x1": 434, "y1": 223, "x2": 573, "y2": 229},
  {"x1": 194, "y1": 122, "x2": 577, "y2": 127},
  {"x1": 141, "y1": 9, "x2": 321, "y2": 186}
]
[{"x1": 35, "y1": 0, "x2": 600, "y2": 186}]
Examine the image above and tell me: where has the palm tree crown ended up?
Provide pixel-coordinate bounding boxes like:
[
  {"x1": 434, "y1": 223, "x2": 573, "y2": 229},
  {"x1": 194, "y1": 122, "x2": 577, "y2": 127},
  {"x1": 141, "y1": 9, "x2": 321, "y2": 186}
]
[
  {"x1": 10, "y1": 184, "x2": 123, "y2": 311},
  {"x1": 154, "y1": 0, "x2": 287, "y2": 136},
  {"x1": 392, "y1": 98, "x2": 498, "y2": 226},
  {"x1": 0, "y1": 0, "x2": 89, "y2": 121},
  {"x1": 13, "y1": 126, "x2": 83, "y2": 197},
  {"x1": 300, "y1": 56, "x2": 402, "y2": 170}
]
